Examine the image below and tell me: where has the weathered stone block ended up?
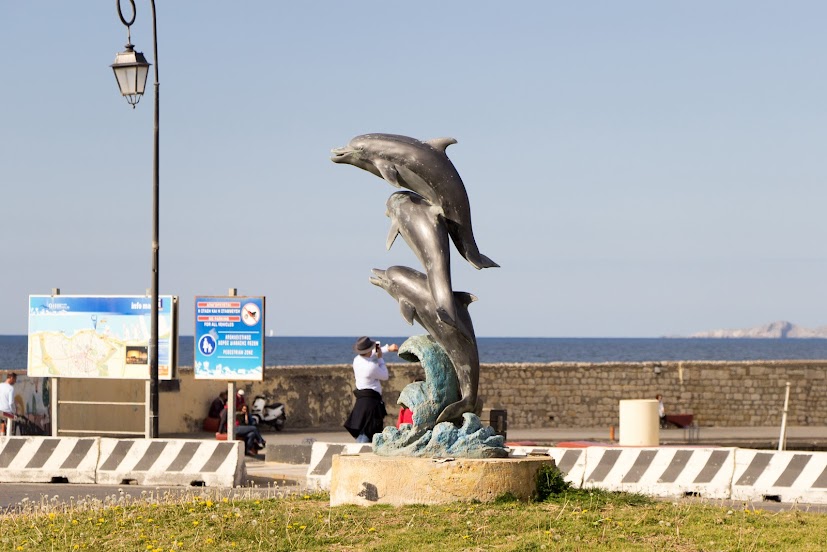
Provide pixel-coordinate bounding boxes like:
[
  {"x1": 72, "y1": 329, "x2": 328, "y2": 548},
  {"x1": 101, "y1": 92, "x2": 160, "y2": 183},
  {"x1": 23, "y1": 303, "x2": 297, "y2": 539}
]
[{"x1": 330, "y1": 454, "x2": 554, "y2": 506}]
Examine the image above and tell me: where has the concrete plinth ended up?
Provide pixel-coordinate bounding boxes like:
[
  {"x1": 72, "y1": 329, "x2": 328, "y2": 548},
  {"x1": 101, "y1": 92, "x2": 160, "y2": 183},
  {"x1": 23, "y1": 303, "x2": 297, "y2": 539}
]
[{"x1": 330, "y1": 454, "x2": 555, "y2": 506}]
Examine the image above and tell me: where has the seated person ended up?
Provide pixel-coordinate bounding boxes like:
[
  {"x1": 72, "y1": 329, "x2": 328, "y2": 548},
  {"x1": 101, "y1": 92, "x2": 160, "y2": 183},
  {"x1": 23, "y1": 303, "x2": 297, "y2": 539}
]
[
  {"x1": 204, "y1": 390, "x2": 228, "y2": 432},
  {"x1": 219, "y1": 405, "x2": 266, "y2": 457},
  {"x1": 208, "y1": 390, "x2": 228, "y2": 418}
]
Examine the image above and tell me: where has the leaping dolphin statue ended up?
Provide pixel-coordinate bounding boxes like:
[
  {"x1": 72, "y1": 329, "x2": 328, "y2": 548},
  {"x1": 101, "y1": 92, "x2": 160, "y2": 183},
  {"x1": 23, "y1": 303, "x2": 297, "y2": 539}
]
[
  {"x1": 385, "y1": 191, "x2": 468, "y2": 336},
  {"x1": 331, "y1": 133, "x2": 499, "y2": 270},
  {"x1": 369, "y1": 266, "x2": 481, "y2": 424}
]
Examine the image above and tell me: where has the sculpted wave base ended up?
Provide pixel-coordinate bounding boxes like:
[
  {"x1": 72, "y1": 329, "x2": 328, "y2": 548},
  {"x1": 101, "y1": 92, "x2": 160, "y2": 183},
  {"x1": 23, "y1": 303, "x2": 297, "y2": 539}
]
[{"x1": 372, "y1": 335, "x2": 507, "y2": 459}]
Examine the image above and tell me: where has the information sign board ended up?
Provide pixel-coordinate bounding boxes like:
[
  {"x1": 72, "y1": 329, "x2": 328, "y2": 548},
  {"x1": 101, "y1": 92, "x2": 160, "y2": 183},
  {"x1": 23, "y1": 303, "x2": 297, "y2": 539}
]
[
  {"x1": 27, "y1": 295, "x2": 177, "y2": 380},
  {"x1": 194, "y1": 296, "x2": 265, "y2": 381}
]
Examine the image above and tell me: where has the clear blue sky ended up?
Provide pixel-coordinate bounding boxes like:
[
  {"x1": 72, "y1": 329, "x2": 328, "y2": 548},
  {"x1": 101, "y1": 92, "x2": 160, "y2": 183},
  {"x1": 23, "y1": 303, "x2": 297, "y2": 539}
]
[{"x1": 2, "y1": 2, "x2": 826, "y2": 338}]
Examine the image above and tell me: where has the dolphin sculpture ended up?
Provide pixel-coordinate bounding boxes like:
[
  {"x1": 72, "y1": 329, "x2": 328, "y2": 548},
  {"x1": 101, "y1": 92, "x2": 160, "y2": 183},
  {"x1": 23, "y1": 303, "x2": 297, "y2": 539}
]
[
  {"x1": 331, "y1": 133, "x2": 499, "y2": 270},
  {"x1": 369, "y1": 266, "x2": 481, "y2": 424},
  {"x1": 385, "y1": 191, "x2": 468, "y2": 335}
]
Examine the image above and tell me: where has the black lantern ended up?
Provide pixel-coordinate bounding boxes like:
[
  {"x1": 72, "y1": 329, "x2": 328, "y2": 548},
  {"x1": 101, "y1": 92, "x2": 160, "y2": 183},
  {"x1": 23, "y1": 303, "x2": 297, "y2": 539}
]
[{"x1": 111, "y1": 43, "x2": 150, "y2": 108}]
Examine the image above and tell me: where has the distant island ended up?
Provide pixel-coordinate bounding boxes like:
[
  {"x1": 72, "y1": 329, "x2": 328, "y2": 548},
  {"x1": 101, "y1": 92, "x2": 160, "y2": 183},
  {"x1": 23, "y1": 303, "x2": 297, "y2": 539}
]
[{"x1": 685, "y1": 320, "x2": 827, "y2": 339}]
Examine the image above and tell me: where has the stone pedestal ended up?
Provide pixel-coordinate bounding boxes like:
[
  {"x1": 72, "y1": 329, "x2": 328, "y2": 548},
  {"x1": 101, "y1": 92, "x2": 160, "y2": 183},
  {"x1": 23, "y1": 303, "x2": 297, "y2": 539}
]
[{"x1": 330, "y1": 454, "x2": 554, "y2": 506}]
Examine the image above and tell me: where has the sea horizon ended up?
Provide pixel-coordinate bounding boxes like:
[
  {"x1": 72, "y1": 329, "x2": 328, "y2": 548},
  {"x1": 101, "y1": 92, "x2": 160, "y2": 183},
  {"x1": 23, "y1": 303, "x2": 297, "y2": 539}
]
[{"x1": 6, "y1": 335, "x2": 827, "y2": 370}]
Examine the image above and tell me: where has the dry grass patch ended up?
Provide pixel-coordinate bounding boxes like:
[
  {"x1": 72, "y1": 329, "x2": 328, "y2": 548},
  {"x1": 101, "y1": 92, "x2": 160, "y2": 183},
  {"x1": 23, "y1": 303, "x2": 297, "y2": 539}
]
[{"x1": 2, "y1": 487, "x2": 827, "y2": 551}]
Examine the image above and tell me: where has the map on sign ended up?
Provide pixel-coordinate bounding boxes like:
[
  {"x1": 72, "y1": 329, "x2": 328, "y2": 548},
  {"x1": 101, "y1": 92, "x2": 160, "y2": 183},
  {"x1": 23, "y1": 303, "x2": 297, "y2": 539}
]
[
  {"x1": 27, "y1": 295, "x2": 177, "y2": 379},
  {"x1": 194, "y1": 296, "x2": 264, "y2": 381}
]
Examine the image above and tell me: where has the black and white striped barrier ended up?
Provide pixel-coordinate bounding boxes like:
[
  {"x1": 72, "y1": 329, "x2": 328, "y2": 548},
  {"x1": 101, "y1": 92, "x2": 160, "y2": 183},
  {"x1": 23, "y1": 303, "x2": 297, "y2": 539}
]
[
  {"x1": 731, "y1": 449, "x2": 827, "y2": 504},
  {"x1": 96, "y1": 438, "x2": 245, "y2": 487},
  {"x1": 306, "y1": 442, "x2": 373, "y2": 490},
  {"x1": 0, "y1": 436, "x2": 100, "y2": 484},
  {"x1": 579, "y1": 446, "x2": 735, "y2": 499},
  {"x1": 0, "y1": 437, "x2": 245, "y2": 487},
  {"x1": 511, "y1": 445, "x2": 827, "y2": 503},
  {"x1": 512, "y1": 446, "x2": 734, "y2": 499}
]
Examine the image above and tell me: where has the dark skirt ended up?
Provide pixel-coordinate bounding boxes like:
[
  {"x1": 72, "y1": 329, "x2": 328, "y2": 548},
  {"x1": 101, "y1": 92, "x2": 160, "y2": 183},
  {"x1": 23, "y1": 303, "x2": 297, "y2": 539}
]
[{"x1": 343, "y1": 389, "x2": 387, "y2": 440}]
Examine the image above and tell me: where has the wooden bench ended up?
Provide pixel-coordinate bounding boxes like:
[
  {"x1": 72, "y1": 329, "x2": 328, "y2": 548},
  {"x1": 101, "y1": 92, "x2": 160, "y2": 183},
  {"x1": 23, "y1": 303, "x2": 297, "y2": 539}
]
[{"x1": 665, "y1": 414, "x2": 694, "y2": 429}]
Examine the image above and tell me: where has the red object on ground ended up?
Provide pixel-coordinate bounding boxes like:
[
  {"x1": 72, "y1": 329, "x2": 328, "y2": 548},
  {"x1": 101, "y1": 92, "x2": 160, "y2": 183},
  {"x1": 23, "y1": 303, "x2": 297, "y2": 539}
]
[
  {"x1": 203, "y1": 417, "x2": 220, "y2": 432},
  {"x1": 396, "y1": 407, "x2": 413, "y2": 428}
]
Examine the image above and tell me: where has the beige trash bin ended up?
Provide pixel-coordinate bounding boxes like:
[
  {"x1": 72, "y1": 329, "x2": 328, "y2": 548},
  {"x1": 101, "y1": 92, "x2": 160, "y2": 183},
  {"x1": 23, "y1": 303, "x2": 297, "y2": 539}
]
[{"x1": 619, "y1": 399, "x2": 659, "y2": 446}]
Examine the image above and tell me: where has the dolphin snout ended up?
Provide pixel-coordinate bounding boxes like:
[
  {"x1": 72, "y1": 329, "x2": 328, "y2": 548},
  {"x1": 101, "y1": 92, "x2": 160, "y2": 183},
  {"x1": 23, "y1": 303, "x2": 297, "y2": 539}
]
[
  {"x1": 330, "y1": 146, "x2": 353, "y2": 163},
  {"x1": 369, "y1": 268, "x2": 388, "y2": 287}
]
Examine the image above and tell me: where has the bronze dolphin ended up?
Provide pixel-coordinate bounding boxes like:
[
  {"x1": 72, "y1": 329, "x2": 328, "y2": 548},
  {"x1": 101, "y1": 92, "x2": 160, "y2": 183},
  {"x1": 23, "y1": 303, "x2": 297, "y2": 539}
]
[
  {"x1": 332, "y1": 133, "x2": 499, "y2": 270},
  {"x1": 385, "y1": 191, "x2": 469, "y2": 335},
  {"x1": 369, "y1": 266, "x2": 481, "y2": 424}
]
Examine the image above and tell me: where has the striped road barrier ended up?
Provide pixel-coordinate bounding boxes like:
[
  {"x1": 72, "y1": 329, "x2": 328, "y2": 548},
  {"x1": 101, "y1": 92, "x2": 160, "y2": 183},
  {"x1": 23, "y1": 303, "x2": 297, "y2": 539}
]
[
  {"x1": 508, "y1": 446, "x2": 587, "y2": 487},
  {"x1": 96, "y1": 438, "x2": 244, "y2": 487},
  {"x1": 210, "y1": 438, "x2": 827, "y2": 502},
  {"x1": 306, "y1": 442, "x2": 373, "y2": 490},
  {"x1": 581, "y1": 446, "x2": 736, "y2": 499},
  {"x1": 731, "y1": 449, "x2": 827, "y2": 504},
  {"x1": 0, "y1": 436, "x2": 100, "y2": 484}
]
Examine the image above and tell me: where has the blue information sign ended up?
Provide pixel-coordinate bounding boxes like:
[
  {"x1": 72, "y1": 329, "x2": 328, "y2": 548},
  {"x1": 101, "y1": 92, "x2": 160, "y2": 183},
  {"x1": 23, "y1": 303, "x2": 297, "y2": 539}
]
[
  {"x1": 27, "y1": 295, "x2": 177, "y2": 380},
  {"x1": 194, "y1": 296, "x2": 265, "y2": 381}
]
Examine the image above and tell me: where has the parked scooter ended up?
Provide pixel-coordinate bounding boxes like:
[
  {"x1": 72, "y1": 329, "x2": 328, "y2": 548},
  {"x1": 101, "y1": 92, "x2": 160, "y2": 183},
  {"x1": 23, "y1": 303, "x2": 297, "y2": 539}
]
[{"x1": 250, "y1": 395, "x2": 286, "y2": 431}]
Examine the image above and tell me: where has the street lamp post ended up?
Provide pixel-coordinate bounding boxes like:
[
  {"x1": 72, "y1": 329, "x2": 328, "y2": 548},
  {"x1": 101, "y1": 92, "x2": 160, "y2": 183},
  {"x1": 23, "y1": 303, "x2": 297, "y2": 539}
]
[{"x1": 111, "y1": 0, "x2": 160, "y2": 438}]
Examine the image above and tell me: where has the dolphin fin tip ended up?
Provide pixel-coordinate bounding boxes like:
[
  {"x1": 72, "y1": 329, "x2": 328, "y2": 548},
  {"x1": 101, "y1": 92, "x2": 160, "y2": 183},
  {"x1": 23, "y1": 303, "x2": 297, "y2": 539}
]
[
  {"x1": 477, "y1": 255, "x2": 500, "y2": 269},
  {"x1": 436, "y1": 307, "x2": 457, "y2": 327}
]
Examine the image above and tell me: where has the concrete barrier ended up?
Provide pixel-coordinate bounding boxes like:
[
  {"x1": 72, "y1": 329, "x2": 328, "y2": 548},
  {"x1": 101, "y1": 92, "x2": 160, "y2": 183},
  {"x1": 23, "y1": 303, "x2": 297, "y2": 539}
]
[
  {"x1": 508, "y1": 446, "x2": 587, "y2": 487},
  {"x1": 731, "y1": 449, "x2": 827, "y2": 504},
  {"x1": 264, "y1": 443, "x2": 313, "y2": 464},
  {"x1": 0, "y1": 436, "x2": 99, "y2": 484},
  {"x1": 306, "y1": 442, "x2": 373, "y2": 490},
  {"x1": 581, "y1": 447, "x2": 736, "y2": 499},
  {"x1": 96, "y1": 438, "x2": 244, "y2": 487}
]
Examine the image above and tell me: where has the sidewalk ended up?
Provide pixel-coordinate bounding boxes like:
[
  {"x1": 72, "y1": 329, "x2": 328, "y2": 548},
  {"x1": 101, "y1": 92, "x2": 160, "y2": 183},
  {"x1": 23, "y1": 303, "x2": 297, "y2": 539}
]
[{"x1": 224, "y1": 425, "x2": 827, "y2": 487}]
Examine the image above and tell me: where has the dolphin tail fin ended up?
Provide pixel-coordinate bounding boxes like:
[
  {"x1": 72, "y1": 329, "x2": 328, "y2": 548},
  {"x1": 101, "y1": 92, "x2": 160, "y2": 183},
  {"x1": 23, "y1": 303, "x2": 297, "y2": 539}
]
[
  {"x1": 466, "y1": 253, "x2": 499, "y2": 270},
  {"x1": 445, "y1": 222, "x2": 500, "y2": 269},
  {"x1": 435, "y1": 397, "x2": 475, "y2": 425},
  {"x1": 477, "y1": 254, "x2": 500, "y2": 269}
]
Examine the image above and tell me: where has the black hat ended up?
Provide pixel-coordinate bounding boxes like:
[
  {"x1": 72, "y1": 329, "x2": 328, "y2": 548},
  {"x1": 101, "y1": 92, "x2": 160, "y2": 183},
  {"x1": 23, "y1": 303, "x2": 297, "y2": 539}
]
[{"x1": 353, "y1": 336, "x2": 376, "y2": 354}]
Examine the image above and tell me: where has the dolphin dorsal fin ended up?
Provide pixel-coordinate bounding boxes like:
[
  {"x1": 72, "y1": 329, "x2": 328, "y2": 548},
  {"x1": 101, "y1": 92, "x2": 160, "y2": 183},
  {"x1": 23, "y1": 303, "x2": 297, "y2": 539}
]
[
  {"x1": 454, "y1": 292, "x2": 478, "y2": 307},
  {"x1": 426, "y1": 137, "x2": 457, "y2": 153},
  {"x1": 399, "y1": 300, "x2": 416, "y2": 325}
]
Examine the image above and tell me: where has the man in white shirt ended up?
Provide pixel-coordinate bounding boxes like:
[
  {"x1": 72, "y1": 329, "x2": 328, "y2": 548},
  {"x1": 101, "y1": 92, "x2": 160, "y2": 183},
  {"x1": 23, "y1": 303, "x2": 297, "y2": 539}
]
[
  {"x1": 0, "y1": 372, "x2": 17, "y2": 436},
  {"x1": 344, "y1": 336, "x2": 399, "y2": 443}
]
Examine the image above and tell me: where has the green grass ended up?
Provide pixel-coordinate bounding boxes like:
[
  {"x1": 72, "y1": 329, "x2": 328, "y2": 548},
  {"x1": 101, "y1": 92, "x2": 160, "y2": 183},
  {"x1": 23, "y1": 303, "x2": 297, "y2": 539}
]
[{"x1": 3, "y1": 487, "x2": 827, "y2": 551}]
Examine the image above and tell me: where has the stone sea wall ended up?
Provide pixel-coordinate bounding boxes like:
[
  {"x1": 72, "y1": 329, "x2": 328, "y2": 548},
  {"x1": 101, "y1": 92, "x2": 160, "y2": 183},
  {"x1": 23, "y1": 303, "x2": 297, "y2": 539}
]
[
  {"x1": 475, "y1": 360, "x2": 827, "y2": 428},
  {"x1": 51, "y1": 360, "x2": 827, "y2": 434}
]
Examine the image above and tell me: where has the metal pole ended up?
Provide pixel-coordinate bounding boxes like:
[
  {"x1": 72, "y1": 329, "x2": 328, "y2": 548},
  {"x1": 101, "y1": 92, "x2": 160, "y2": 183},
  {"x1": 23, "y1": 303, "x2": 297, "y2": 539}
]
[
  {"x1": 148, "y1": 0, "x2": 160, "y2": 438},
  {"x1": 778, "y1": 381, "x2": 791, "y2": 451},
  {"x1": 50, "y1": 378, "x2": 59, "y2": 437}
]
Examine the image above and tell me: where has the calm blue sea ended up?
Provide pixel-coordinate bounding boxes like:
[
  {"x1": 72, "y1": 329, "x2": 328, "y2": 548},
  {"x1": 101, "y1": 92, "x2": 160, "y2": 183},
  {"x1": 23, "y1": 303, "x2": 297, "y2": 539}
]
[{"x1": 4, "y1": 335, "x2": 827, "y2": 370}]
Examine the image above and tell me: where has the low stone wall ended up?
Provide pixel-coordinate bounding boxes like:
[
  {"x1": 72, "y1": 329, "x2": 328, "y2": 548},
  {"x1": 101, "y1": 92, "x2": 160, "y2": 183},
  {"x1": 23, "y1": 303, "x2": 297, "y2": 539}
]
[
  {"x1": 477, "y1": 360, "x2": 827, "y2": 428},
  {"x1": 50, "y1": 360, "x2": 827, "y2": 434}
]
